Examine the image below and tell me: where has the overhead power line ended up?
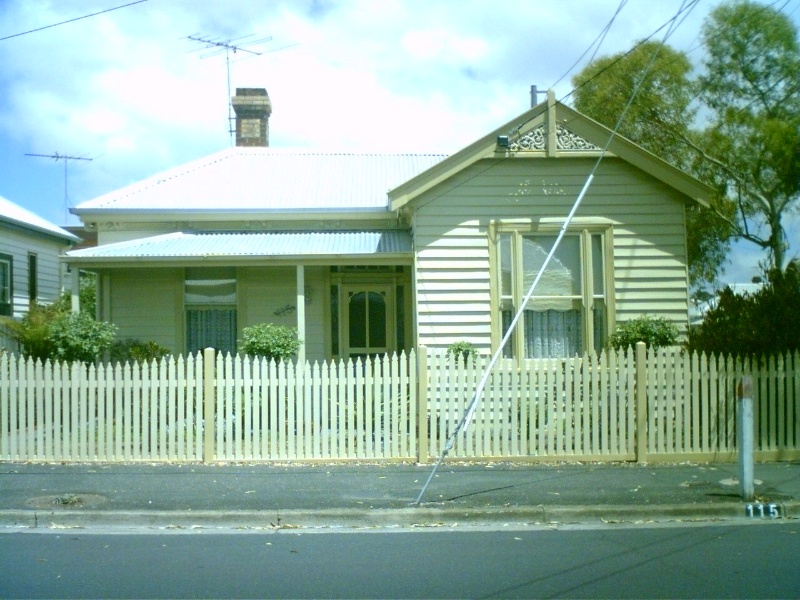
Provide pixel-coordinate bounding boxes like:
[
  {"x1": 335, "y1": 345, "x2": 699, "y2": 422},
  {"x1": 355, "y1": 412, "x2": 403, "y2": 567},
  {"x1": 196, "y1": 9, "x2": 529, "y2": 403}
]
[
  {"x1": 413, "y1": 0, "x2": 700, "y2": 506},
  {"x1": 0, "y1": 1, "x2": 148, "y2": 42}
]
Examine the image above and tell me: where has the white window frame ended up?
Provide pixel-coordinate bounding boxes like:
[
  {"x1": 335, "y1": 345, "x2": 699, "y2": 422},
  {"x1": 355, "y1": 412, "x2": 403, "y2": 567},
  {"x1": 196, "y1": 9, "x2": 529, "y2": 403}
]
[{"x1": 491, "y1": 220, "x2": 614, "y2": 358}]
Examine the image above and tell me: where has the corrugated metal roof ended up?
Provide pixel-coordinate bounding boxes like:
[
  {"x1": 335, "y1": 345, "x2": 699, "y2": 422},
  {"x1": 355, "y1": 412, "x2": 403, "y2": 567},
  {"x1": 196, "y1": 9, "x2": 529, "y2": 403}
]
[
  {"x1": 74, "y1": 149, "x2": 447, "y2": 213},
  {"x1": 66, "y1": 230, "x2": 412, "y2": 260},
  {"x1": 0, "y1": 195, "x2": 80, "y2": 242}
]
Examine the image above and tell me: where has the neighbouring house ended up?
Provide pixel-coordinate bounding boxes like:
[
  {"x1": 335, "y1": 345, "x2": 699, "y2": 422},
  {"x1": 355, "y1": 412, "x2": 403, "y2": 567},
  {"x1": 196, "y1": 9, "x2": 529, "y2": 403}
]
[
  {"x1": 65, "y1": 87, "x2": 712, "y2": 362},
  {"x1": 0, "y1": 195, "x2": 80, "y2": 319}
]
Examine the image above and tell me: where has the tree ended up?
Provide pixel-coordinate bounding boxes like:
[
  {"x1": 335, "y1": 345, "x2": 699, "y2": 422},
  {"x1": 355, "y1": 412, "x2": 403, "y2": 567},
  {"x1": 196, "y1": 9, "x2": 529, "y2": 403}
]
[
  {"x1": 696, "y1": 0, "x2": 800, "y2": 274},
  {"x1": 687, "y1": 261, "x2": 800, "y2": 356},
  {"x1": 571, "y1": 41, "x2": 733, "y2": 285}
]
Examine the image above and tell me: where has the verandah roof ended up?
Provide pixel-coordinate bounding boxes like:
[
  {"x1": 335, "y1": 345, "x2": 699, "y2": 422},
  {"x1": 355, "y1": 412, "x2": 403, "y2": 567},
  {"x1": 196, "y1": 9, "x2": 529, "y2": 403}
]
[{"x1": 64, "y1": 230, "x2": 412, "y2": 265}]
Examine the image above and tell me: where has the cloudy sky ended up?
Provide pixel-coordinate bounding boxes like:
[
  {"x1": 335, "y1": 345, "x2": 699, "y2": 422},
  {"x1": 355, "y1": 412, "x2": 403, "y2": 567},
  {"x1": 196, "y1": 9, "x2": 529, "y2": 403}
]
[{"x1": 0, "y1": 0, "x2": 797, "y2": 285}]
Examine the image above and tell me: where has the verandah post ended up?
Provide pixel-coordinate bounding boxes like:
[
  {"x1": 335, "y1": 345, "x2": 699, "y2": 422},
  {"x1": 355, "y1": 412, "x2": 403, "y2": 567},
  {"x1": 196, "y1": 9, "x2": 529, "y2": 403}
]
[
  {"x1": 416, "y1": 346, "x2": 429, "y2": 464},
  {"x1": 635, "y1": 341, "x2": 648, "y2": 463},
  {"x1": 203, "y1": 347, "x2": 216, "y2": 463}
]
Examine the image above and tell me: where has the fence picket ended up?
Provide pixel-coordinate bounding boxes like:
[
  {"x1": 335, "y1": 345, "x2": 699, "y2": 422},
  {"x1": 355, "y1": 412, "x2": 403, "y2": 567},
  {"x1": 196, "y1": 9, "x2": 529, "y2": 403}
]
[{"x1": 1, "y1": 348, "x2": 798, "y2": 463}]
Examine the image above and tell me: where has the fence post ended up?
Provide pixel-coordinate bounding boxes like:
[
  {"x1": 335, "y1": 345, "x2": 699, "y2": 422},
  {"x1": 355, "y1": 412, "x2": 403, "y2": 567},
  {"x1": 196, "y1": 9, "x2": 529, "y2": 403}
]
[
  {"x1": 416, "y1": 346, "x2": 429, "y2": 464},
  {"x1": 737, "y1": 375, "x2": 755, "y2": 501},
  {"x1": 635, "y1": 342, "x2": 648, "y2": 463},
  {"x1": 203, "y1": 348, "x2": 216, "y2": 463}
]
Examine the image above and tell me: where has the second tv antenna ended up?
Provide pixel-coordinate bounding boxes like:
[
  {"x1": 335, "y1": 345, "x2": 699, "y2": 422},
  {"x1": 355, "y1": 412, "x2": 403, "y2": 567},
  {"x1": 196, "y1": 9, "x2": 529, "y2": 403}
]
[
  {"x1": 187, "y1": 34, "x2": 272, "y2": 144},
  {"x1": 25, "y1": 151, "x2": 93, "y2": 222}
]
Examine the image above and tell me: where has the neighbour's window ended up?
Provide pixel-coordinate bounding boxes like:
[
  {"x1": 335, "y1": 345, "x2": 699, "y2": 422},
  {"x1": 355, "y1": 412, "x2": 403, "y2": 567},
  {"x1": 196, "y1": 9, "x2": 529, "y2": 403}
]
[
  {"x1": 0, "y1": 254, "x2": 12, "y2": 316},
  {"x1": 496, "y1": 228, "x2": 609, "y2": 358},
  {"x1": 28, "y1": 253, "x2": 38, "y2": 304}
]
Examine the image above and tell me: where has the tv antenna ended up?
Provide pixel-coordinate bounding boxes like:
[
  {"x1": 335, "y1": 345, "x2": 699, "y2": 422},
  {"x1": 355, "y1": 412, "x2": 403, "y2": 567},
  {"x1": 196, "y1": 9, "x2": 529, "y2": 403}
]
[
  {"x1": 25, "y1": 152, "x2": 93, "y2": 223},
  {"x1": 187, "y1": 34, "x2": 273, "y2": 144}
]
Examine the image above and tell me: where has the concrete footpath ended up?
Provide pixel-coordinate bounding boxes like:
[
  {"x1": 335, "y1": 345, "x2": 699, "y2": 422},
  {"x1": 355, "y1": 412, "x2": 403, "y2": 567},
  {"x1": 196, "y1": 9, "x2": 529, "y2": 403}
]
[{"x1": 0, "y1": 461, "x2": 798, "y2": 531}]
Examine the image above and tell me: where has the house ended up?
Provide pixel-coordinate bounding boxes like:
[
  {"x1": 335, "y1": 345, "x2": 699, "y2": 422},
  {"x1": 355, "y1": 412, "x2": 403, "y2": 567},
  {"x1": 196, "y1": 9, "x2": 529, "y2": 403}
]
[
  {"x1": 65, "y1": 88, "x2": 712, "y2": 362},
  {"x1": 0, "y1": 195, "x2": 80, "y2": 320}
]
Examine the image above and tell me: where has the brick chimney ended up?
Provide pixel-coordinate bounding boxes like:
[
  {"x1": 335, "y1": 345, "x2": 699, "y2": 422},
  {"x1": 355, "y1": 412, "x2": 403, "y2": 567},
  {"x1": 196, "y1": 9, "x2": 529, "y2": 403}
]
[{"x1": 231, "y1": 88, "x2": 271, "y2": 147}]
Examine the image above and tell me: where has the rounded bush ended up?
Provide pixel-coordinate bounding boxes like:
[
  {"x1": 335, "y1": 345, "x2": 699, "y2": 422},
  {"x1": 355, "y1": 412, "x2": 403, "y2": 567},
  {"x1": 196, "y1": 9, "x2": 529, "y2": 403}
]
[
  {"x1": 239, "y1": 323, "x2": 302, "y2": 361},
  {"x1": 608, "y1": 316, "x2": 679, "y2": 351}
]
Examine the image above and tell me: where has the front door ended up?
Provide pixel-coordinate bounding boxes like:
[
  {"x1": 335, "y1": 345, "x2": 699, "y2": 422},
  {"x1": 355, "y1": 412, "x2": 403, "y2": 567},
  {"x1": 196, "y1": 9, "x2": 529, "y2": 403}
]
[{"x1": 342, "y1": 285, "x2": 393, "y2": 359}]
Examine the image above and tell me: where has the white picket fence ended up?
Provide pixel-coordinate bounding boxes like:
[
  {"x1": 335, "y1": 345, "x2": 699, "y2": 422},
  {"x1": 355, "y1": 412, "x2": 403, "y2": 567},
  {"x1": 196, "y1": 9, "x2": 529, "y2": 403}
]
[{"x1": 1, "y1": 346, "x2": 798, "y2": 463}]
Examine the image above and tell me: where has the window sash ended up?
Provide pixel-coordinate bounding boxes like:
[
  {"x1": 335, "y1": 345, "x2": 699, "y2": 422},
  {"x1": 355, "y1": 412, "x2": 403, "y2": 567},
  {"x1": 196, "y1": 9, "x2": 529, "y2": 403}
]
[{"x1": 497, "y1": 229, "x2": 607, "y2": 358}]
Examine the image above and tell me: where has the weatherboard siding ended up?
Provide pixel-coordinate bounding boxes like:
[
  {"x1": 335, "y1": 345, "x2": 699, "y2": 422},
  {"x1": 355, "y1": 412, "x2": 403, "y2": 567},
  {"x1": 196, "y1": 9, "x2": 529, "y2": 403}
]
[
  {"x1": 108, "y1": 269, "x2": 183, "y2": 353},
  {"x1": 238, "y1": 266, "x2": 326, "y2": 362},
  {"x1": 104, "y1": 266, "x2": 328, "y2": 360},
  {"x1": 412, "y1": 157, "x2": 691, "y2": 351},
  {"x1": 0, "y1": 225, "x2": 69, "y2": 317}
]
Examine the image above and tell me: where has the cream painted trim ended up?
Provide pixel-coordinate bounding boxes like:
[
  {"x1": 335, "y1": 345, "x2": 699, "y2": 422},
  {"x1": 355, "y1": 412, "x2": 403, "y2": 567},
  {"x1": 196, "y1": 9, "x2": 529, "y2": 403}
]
[
  {"x1": 487, "y1": 220, "x2": 616, "y2": 357},
  {"x1": 389, "y1": 98, "x2": 713, "y2": 211},
  {"x1": 492, "y1": 217, "x2": 613, "y2": 234},
  {"x1": 70, "y1": 268, "x2": 80, "y2": 314},
  {"x1": 296, "y1": 265, "x2": 306, "y2": 363},
  {"x1": 487, "y1": 225, "x2": 501, "y2": 351},
  {"x1": 341, "y1": 284, "x2": 395, "y2": 358}
]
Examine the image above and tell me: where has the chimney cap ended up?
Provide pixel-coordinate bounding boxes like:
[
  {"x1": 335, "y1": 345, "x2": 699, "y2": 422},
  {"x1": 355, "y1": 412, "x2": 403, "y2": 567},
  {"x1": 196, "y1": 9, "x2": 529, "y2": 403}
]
[{"x1": 235, "y1": 87, "x2": 269, "y2": 97}]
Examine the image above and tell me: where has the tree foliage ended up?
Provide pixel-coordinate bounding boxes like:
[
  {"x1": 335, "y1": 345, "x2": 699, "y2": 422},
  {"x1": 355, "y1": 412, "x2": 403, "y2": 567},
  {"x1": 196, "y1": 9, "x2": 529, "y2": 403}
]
[
  {"x1": 571, "y1": 1, "x2": 800, "y2": 283},
  {"x1": 687, "y1": 262, "x2": 800, "y2": 356},
  {"x1": 571, "y1": 41, "x2": 733, "y2": 285},
  {"x1": 697, "y1": 0, "x2": 800, "y2": 273},
  {"x1": 54, "y1": 272, "x2": 97, "y2": 316}
]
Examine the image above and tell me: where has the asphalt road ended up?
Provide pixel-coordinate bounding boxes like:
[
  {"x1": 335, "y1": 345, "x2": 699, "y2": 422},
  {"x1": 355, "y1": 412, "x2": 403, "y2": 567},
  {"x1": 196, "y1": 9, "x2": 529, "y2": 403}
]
[{"x1": 2, "y1": 522, "x2": 798, "y2": 599}]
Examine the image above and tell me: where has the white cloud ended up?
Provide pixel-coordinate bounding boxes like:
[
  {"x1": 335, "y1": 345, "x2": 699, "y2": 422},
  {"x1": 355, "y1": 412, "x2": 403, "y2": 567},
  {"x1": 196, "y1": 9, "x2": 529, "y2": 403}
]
[{"x1": 0, "y1": 0, "x2": 796, "y2": 274}]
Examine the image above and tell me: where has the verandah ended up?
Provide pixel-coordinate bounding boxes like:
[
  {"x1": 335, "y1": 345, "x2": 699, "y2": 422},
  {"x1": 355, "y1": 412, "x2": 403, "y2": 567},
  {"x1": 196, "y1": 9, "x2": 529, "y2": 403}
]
[{"x1": 1, "y1": 346, "x2": 798, "y2": 463}]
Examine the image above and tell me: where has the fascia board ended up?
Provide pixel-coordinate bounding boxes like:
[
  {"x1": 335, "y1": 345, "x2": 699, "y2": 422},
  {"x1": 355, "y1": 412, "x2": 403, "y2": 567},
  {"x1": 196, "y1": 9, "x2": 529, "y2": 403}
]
[
  {"x1": 389, "y1": 104, "x2": 548, "y2": 211},
  {"x1": 556, "y1": 105, "x2": 713, "y2": 207}
]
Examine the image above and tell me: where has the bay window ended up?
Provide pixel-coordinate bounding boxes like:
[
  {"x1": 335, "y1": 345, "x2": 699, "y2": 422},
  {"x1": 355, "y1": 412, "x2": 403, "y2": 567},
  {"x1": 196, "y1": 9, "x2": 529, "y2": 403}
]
[{"x1": 495, "y1": 226, "x2": 611, "y2": 358}]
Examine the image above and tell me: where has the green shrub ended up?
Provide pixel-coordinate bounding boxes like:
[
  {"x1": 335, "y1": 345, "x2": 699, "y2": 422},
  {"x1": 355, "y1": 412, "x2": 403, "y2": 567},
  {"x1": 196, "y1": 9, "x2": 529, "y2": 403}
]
[
  {"x1": 110, "y1": 339, "x2": 171, "y2": 365},
  {"x1": 608, "y1": 316, "x2": 680, "y2": 351},
  {"x1": 48, "y1": 312, "x2": 117, "y2": 363},
  {"x1": 446, "y1": 340, "x2": 479, "y2": 363},
  {"x1": 239, "y1": 323, "x2": 302, "y2": 361},
  {"x1": 1, "y1": 275, "x2": 113, "y2": 363},
  {"x1": 687, "y1": 264, "x2": 800, "y2": 356},
  {"x1": 0, "y1": 303, "x2": 61, "y2": 360}
]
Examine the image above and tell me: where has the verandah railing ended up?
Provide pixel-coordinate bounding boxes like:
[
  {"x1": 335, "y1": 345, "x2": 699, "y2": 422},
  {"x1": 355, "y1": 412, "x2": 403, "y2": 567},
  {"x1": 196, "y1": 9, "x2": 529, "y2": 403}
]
[{"x1": 1, "y1": 346, "x2": 798, "y2": 463}]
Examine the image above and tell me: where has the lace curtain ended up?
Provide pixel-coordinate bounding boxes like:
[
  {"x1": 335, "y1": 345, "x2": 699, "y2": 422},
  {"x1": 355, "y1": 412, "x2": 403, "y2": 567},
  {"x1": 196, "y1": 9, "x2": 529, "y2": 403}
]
[
  {"x1": 186, "y1": 308, "x2": 237, "y2": 356},
  {"x1": 523, "y1": 309, "x2": 582, "y2": 358}
]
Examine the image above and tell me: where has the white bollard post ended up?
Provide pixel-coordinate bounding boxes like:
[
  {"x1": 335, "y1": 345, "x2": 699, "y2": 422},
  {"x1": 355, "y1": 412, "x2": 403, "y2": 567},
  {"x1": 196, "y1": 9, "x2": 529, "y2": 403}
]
[{"x1": 737, "y1": 376, "x2": 754, "y2": 502}]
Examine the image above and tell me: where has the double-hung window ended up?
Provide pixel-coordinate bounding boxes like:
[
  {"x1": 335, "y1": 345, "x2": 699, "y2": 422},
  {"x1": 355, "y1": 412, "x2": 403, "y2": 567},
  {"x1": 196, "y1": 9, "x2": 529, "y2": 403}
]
[
  {"x1": 185, "y1": 267, "x2": 238, "y2": 356},
  {"x1": 495, "y1": 225, "x2": 611, "y2": 358}
]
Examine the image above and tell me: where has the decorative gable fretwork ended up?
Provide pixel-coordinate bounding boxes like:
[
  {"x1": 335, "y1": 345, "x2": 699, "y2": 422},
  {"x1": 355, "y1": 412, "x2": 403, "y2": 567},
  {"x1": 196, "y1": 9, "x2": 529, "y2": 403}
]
[
  {"x1": 556, "y1": 124, "x2": 600, "y2": 150},
  {"x1": 509, "y1": 124, "x2": 599, "y2": 152},
  {"x1": 509, "y1": 125, "x2": 546, "y2": 150}
]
